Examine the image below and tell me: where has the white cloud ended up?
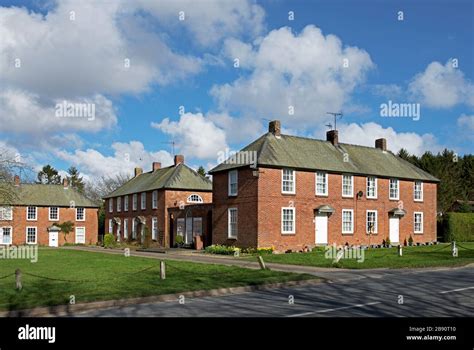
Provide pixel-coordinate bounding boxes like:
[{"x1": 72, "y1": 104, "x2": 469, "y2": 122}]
[
  {"x1": 372, "y1": 84, "x2": 403, "y2": 99},
  {"x1": 333, "y1": 122, "x2": 443, "y2": 156},
  {"x1": 136, "y1": 0, "x2": 265, "y2": 47},
  {"x1": 0, "y1": 89, "x2": 117, "y2": 133},
  {"x1": 408, "y1": 60, "x2": 474, "y2": 108},
  {"x1": 151, "y1": 112, "x2": 227, "y2": 160},
  {"x1": 211, "y1": 25, "x2": 374, "y2": 129},
  {"x1": 0, "y1": 1, "x2": 202, "y2": 98},
  {"x1": 55, "y1": 141, "x2": 173, "y2": 179}
]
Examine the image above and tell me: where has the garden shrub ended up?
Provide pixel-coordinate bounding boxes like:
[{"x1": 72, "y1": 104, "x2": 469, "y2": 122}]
[
  {"x1": 104, "y1": 233, "x2": 116, "y2": 248},
  {"x1": 205, "y1": 244, "x2": 240, "y2": 255}
]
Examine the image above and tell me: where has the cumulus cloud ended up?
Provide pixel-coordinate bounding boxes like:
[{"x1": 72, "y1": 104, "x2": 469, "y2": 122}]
[
  {"x1": 55, "y1": 141, "x2": 173, "y2": 179},
  {"x1": 333, "y1": 122, "x2": 443, "y2": 156},
  {"x1": 151, "y1": 113, "x2": 228, "y2": 160},
  {"x1": 408, "y1": 60, "x2": 474, "y2": 108},
  {"x1": 211, "y1": 25, "x2": 374, "y2": 129},
  {"x1": 0, "y1": 89, "x2": 117, "y2": 133},
  {"x1": 136, "y1": 0, "x2": 265, "y2": 47},
  {"x1": 457, "y1": 114, "x2": 474, "y2": 140}
]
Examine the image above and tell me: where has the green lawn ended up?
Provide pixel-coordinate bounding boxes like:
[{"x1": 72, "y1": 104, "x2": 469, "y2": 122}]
[
  {"x1": 247, "y1": 243, "x2": 474, "y2": 269},
  {"x1": 0, "y1": 248, "x2": 312, "y2": 312}
]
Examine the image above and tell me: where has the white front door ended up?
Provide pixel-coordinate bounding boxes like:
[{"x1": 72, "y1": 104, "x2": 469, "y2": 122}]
[
  {"x1": 49, "y1": 231, "x2": 58, "y2": 247},
  {"x1": 389, "y1": 217, "x2": 399, "y2": 243},
  {"x1": 315, "y1": 214, "x2": 328, "y2": 245}
]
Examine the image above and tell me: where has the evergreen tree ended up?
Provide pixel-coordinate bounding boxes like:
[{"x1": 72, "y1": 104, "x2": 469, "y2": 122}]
[
  {"x1": 37, "y1": 165, "x2": 61, "y2": 184},
  {"x1": 67, "y1": 166, "x2": 85, "y2": 193}
]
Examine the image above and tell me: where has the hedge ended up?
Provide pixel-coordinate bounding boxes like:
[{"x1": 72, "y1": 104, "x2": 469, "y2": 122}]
[{"x1": 443, "y1": 212, "x2": 474, "y2": 242}]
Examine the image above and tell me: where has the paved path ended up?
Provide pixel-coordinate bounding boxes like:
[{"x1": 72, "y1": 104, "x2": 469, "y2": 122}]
[{"x1": 74, "y1": 265, "x2": 474, "y2": 317}]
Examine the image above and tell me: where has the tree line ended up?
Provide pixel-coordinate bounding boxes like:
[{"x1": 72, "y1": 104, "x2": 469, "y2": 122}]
[{"x1": 397, "y1": 148, "x2": 474, "y2": 213}]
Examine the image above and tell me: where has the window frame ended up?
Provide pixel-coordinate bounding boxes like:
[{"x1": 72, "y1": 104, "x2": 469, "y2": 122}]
[
  {"x1": 187, "y1": 194, "x2": 203, "y2": 203},
  {"x1": 140, "y1": 193, "x2": 146, "y2": 210},
  {"x1": 315, "y1": 172, "x2": 328, "y2": 196},
  {"x1": 389, "y1": 179, "x2": 399, "y2": 200},
  {"x1": 0, "y1": 206, "x2": 13, "y2": 221},
  {"x1": 228, "y1": 170, "x2": 238, "y2": 196},
  {"x1": 75, "y1": 226, "x2": 86, "y2": 244},
  {"x1": 1, "y1": 226, "x2": 13, "y2": 245},
  {"x1": 152, "y1": 191, "x2": 158, "y2": 209},
  {"x1": 366, "y1": 210, "x2": 378, "y2": 234},
  {"x1": 26, "y1": 226, "x2": 37, "y2": 245},
  {"x1": 281, "y1": 169, "x2": 296, "y2": 194},
  {"x1": 108, "y1": 219, "x2": 113, "y2": 234},
  {"x1": 48, "y1": 207, "x2": 59, "y2": 221},
  {"x1": 366, "y1": 177, "x2": 378, "y2": 199},
  {"x1": 414, "y1": 212, "x2": 424, "y2": 234},
  {"x1": 228, "y1": 208, "x2": 238, "y2": 239},
  {"x1": 123, "y1": 218, "x2": 129, "y2": 239},
  {"x1": 124, "y1": 195, "x2": 129, "y2": 211},
  {"x1": 26, "y1": 206, "x2": 37, "y2": 221},
  {"x1": 414, "y1": 181, "x2": 424, "y2": 202},
  {"x1": 76, "y1": 207, "x2": 85, "y2": 221},
  {"x1": 342, "y1": 174, "x2": 354, "y2": 198},
  {"x1": 108, "y1": 198, "x2": 113, "y2": 213},
  {"x1": 132, "y1": 194, "x2": 138, "y2": 211},
  {"x1": 281, "y1": 207, "x2": 296, "y2": 234},
  {"x1": 342, "y1": 209, "x2": 354, "y2": 234},
  {"x1": 152, "y1": 217, "x2": 158, "y2": 240},
  {"x1": 117, "y1": 197, "x2": 121, "y2": 212}
]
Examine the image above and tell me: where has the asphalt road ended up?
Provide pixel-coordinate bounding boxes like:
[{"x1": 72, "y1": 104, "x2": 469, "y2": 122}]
[{"x1": 75, "y1": 266, "x2": 474, "y2": 317}]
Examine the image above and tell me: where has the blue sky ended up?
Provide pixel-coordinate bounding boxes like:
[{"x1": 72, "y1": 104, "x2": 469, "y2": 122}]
[{"x1": 0, "y1": 0, "x2": 473, "y2": 181}]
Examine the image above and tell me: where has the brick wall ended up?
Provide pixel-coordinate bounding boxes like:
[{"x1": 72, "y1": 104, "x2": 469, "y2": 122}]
[
  {"x1": 212, "y1": 166, "x2": 437, "y2": 252},
  {"x1": 0, "y1": 206, "x2": 98, "y2": 246}
]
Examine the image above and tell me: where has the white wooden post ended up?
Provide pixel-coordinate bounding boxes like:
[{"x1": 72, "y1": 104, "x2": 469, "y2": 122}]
[
  {"x1": 15, "y1": 269, "x2": 22, "y2": 291},
  {"x1": 452, "y1": 241, "x2": 458, "y2": 258},
  {"x1": 398, "y1": 245, "x2": 403, "y2": 257},
  {"x1": 160, "y1": 261, "x2": 166, "y2": 279},
  {"x1": 257, "y1": 256, "x2": 266, "y2": 270}
]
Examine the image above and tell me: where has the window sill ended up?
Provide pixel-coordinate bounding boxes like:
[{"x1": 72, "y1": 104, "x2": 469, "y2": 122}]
[
  {"x1": 342, "y1": 232, "x2": 353, "y2": 235},
  {"x1": 281, "y1": 232, "x2": 295, "y2": 235},
  {"x1": 281, "y1": 192, "x2": 296, "y2": 195},
  {"x1": 414, "y1": 199, "x2": 424, "y2": 203},
  {"x1": 414, "y1": 232, "x2": 424, "y2": 235},
  {"x1": 315, "y1": 194, "x2": 328, "y2": 197},
  {"x1": 342, "y1": 195, "x2": 354, "y2": 198}
]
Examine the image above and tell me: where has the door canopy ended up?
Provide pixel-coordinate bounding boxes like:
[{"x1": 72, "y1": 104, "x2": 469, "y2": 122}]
[
  {"x1": 389, "y1": 208, "x2": 407, "y2": 217},
  {"x1": 315, "y1": 205, "x2": 335, "y2": 215}
]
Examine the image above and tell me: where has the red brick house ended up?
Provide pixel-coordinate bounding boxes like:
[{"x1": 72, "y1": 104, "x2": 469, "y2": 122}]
[
  {"x1": 209, "y1": 120, "x2": 439, "y2": 252},
  {"x1": 0, "y1": 176, "x2": 99, "y2": 246},
  {"x1": 103, "y1": 155, "x2": 212, "y2": 248}
]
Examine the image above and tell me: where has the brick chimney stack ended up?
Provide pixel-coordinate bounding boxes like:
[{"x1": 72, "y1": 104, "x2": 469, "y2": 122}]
[
  {"x1": 268, "y1": 120, "x2": 281, "y2": 137},
  {"x1": 63, "y1": 177, "x2": 69, "y2": 188},
  {"x1": 326, "y1": 130, "x2": 339, "y2": 146},
  {"x1": 174, "y1": 155, "x2": 184, "y2": 165},
  {"x1": 152, "y1": 162, "x2": 161, "y2": 171},
  {"x1": 14, "y1": 175, "x2": 20, "y2": 186},
  {"x1": 375, "y1": 138, "x2": 387, "y2": 151},
  {"x1": 134, "y1": 167, "x2": 143, "y2": 177}
]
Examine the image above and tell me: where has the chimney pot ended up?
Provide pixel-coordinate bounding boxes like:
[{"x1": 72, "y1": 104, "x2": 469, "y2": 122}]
[
  {"x1": 152, "y1": 162, "x2": 161, "y2": 171},
  {"x1": 174, "y1": 155, "x2": 184, "y2": 165},
  {"x1": 14, "y1": 175, "x2": 20, "y2": 186},
  {"x1": 62, "y1": 178, "x2": 69, "y2": 188},
  {"x1": 326, "y1": 130, "x2": 339, "y2": 146},
  {"x1": 268, "y1": 120, "x2": 281, "y2": 137},
  {"x1": 134, "y1": 167, "x2": 143, "y2": 177},
  {"x1": 375, "y1": 138, "x2": 387, "y2": 151}
]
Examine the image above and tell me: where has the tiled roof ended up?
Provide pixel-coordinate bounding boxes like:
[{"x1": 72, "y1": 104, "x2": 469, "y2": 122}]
[
  {"x1": 103, "y1": 163, "x2": 212, "y2": 198},
  {"x1": 2, "y1": 184, "x2": 99, "y2": 207},
  {"x1": 209, "y1": 132, "x2": 440, "y2": 182}
]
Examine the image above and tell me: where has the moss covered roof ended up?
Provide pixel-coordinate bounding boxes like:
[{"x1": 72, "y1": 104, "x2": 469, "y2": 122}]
[
  {"x1": 103, "y1": 163, "x2": 212, "y2": 198},
  {"x1": 209, "y1": 133, "x2": 439, "y2": 182}
]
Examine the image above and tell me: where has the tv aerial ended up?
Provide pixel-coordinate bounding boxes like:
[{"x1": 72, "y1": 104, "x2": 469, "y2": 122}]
[{"x1": 326, "y1": 112, "x2": 343, "y2": 130}]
